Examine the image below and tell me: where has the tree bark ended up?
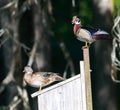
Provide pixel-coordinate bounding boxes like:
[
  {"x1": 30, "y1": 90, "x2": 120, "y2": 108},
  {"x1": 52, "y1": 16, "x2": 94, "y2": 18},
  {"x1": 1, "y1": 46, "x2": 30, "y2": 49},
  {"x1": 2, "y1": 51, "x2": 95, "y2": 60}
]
[{"x1": 92, "y1": 0, "x2": 117, "y2": 110}]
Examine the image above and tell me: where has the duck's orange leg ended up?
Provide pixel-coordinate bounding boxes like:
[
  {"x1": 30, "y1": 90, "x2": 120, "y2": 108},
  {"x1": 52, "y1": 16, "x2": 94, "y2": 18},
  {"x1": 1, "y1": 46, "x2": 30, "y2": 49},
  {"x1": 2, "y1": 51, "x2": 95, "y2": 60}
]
[
  {"x1": 39, "y1": 86, "x2": 42, "y2": 91},
  {"x1": 82, "y1": 42, "x2": 90, "y2": 49}
]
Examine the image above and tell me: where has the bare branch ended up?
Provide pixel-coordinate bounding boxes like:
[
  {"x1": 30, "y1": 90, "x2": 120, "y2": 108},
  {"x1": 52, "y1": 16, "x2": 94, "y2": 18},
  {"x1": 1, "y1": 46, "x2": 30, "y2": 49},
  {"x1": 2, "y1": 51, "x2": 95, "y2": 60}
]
[
  {"x1": 0, "y1": 59, "x2": 15, "y2": 93},
  {"x1": 111, "y1": 71, "x2": 120, "y2": 83},
  {"x1": 0, "y1": 28, "x2": 5, "y2": 36},
  {"x1": 17, "y1": 86, "x2": 30, "y2": 110},
  {"x1": 52, "y1": 35, "x2": 75, "y2": 77},
  {"x1": 9, "y1": 97, "x2": 22, "y2": 110},
  {"x1": 72, "y1": 0, "x2": 76, "y2": 8},
  {"x1": 3, "y1": 29, "x2": 31, "y2": 51},
  {"x1": 27, "y1": 3, "x2": 40, "y2": 67},
  {"x1": 111, "y1": 15, "x2": 120, "y2": 83},
  {"x1": 27, "y1": 41, "x2": 38, "y2": 66},
  {"x1": 0, "y1": 0, "x2": 17, "y2": 10},
  {"x1": 0, "y1": 0, "x2": 18, "y2": 16}
]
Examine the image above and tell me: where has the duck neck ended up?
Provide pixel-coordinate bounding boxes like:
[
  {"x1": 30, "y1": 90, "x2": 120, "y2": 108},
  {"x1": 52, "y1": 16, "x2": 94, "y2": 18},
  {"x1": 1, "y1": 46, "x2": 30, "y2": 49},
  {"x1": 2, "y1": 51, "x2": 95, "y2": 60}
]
[
  {"x1": 26, "y1": 71, "x2": 32, "y2": 74},
  {"x1": 74, "y1": 24, "x2": 81, "y2": 34}
]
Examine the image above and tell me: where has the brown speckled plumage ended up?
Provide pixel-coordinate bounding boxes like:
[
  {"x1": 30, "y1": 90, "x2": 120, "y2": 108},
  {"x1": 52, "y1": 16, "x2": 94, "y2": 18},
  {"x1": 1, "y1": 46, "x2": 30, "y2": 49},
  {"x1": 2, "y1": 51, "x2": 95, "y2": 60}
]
[{"x1": 23, "y1": 66, "x2": 64, "y2": 90}]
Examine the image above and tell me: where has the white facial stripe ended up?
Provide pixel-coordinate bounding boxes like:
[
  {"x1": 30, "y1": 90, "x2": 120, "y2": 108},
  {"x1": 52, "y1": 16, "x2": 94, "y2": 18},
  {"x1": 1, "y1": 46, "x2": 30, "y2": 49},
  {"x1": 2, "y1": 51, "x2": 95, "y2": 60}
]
[{"x1": 75, "y1": 21, "x2": 80, "y2": 24}]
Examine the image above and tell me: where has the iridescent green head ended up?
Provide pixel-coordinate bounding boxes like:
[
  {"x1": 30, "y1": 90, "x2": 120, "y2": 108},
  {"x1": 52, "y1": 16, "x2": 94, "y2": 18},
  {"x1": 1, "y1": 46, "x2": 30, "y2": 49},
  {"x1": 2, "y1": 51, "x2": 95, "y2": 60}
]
[{"x1": 72, "y1": 16, "x2": 81, "y2": 24}]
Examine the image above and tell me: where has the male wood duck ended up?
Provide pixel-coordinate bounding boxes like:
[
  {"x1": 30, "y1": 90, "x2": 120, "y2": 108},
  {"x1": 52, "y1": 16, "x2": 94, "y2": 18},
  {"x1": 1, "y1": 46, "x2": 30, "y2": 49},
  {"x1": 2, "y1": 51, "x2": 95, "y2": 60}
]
[
  {"x1": 23, "y1": 66, "x2": 64, "y2": 90},
  {"x1": 72, "y1": 16, "x2": 110, "y2": 48}
]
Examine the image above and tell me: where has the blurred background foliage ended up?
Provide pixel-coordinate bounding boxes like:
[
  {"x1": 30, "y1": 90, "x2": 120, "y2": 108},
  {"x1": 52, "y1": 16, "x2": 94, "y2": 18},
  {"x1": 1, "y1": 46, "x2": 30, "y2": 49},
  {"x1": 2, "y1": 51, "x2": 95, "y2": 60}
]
[
  {"x1": 51, "y1": 0, "x2": 94, "y2": 75},
  {"x1": 0, "y1": 0, "x2": 120, "y2": 110},
  {"x1": 114, "y1": 0, "x2": 120, "y2": 16}
]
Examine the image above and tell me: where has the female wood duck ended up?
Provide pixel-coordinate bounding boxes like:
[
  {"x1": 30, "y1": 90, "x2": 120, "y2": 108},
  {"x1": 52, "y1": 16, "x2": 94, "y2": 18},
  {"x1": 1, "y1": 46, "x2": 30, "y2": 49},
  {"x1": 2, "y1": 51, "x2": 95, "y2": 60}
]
[
  {"x1": 23, "y1": 66, "x2": 64, "y2": 90},
  {"x1": 72, "y1": 16, "x2": 110, "y2": 48}
]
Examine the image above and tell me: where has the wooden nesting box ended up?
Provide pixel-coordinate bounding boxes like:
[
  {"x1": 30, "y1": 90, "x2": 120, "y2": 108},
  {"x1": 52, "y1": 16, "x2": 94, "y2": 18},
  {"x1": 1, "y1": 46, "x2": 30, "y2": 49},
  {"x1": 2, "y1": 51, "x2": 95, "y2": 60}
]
[{"x1": 31, "y1": 48, "x2": 93, "y2": 110}]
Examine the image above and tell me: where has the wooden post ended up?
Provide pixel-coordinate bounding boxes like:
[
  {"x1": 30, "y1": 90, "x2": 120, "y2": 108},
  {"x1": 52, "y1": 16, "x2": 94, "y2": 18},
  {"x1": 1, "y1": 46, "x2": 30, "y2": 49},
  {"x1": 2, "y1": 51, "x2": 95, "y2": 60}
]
[
  {"x1": 80, "y1": 61, "x2": 87, "y2": 110},
  {"x1": 83, "y1": 48, "x2": 93, "y2": 110}
]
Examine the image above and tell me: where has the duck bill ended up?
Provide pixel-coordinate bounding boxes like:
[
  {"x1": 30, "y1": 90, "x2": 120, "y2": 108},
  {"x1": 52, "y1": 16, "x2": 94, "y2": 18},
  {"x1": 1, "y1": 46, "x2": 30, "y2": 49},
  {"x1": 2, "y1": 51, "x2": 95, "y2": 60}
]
[{"x1": 72, "y1": 20, "x2": 75, "y2": 24}]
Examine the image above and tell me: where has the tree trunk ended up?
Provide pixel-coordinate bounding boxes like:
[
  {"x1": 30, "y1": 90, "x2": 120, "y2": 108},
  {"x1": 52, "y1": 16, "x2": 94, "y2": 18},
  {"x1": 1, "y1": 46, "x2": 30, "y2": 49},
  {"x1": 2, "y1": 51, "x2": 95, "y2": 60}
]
[{"x1": 92, "y1": 0, "x2": 117, "y2": 110}]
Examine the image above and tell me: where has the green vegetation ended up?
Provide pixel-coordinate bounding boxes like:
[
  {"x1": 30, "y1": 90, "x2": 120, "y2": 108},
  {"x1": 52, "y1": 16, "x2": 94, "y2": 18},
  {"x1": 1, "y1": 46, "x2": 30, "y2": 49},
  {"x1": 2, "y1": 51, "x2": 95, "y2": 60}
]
[{"x1": 114, "y1": 0, "x2": 120, "y2": 16}]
